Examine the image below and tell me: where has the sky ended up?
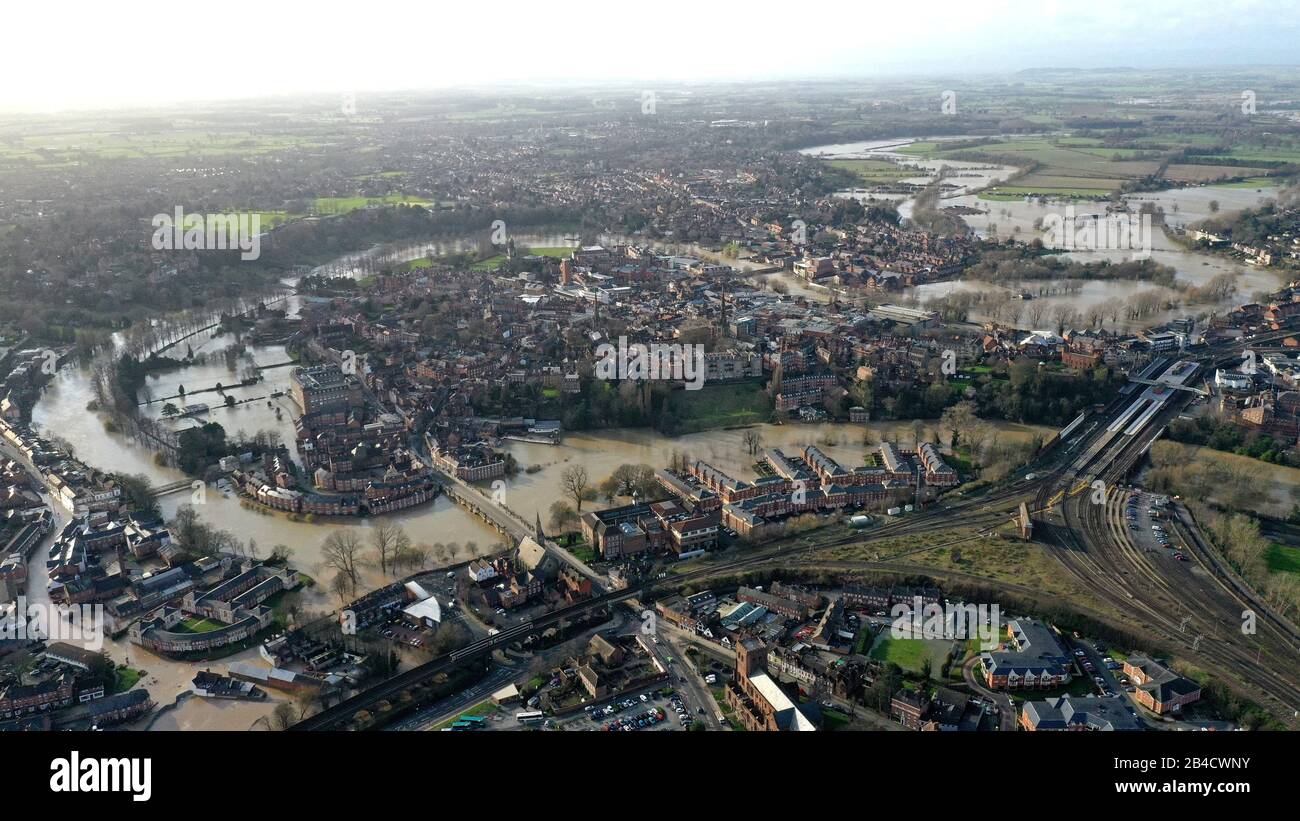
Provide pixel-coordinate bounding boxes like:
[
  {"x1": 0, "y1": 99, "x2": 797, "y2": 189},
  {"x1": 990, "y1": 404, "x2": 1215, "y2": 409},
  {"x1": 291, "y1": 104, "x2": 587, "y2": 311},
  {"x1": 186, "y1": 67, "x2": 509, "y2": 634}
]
[{"x1": 2, "y1": 0, "x2": 1299, "y2": 112}]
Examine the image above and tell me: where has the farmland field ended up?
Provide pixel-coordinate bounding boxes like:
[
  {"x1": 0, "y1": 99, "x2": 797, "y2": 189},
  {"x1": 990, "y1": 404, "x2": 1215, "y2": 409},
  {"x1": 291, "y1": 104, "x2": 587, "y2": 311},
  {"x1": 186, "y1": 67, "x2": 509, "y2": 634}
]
[
  {"x1": 0, "y1": 128, "x2": 332, "y2": 165},
  {"x1": 827, "y1": 158, "x2": 920, "y2": 185},
  {"x1": 1164, "y1": 164, "x2": 1272, "y2": 183},
  {"x1": 312, "y1": 194, "x2": 431, "y2": 214},
  {"x1": 893, "y1": 133, "x2": 1295, "y2": 199}
]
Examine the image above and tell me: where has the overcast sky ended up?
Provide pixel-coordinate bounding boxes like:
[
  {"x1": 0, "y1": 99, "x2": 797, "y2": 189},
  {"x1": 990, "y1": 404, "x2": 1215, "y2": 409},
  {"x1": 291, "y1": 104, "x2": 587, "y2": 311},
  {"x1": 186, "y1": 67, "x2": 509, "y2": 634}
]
[{"x1": 3, "y1": 0, "x2": 1298, "y2": 112}]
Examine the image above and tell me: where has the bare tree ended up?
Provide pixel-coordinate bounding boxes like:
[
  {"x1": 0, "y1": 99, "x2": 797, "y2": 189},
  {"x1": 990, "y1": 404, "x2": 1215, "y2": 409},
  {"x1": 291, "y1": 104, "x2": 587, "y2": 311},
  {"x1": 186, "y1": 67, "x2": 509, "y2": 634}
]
[
  {"x1": 330, "y1": 571, "x2": 353, "y2": 606},
  {"x1": 322, "y1": 530, "x2": 364, "y2": 588},
  {"x1": 940, "y1": 401, "x2": 978, "y2": 450},
  {"x1": 561, "y1": 464, "x2": 592, "y2": 512},
  {"x1": 269, "y1": 702, "x2": 298, "y2": 731},
  {"x1": 549, "y1": 500, "x2": 578, "y2": 533},
  {"x1": 1051, "y1": 304, "x2": 1079, "y2": 335},
  {"x1": 403, "y1": 542, "x2": 431, "y2": 573},
  {"x1": 370, "y1": 521, "x2": 410, "y2": 577},
  {"x1": 1026, "y1": 300, "x2": 1049, "y2": 328}
]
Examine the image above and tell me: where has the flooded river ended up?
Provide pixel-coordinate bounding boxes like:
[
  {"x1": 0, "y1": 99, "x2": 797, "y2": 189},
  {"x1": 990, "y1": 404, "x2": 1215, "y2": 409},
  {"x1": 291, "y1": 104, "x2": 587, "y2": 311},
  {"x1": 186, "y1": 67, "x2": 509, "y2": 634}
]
[
  {"x1": 25, "y1": 166, "x2": 1254, "y2": 727},
  {"x1": 797, "y1": 137, "x2": 1285, "y2": 327}
]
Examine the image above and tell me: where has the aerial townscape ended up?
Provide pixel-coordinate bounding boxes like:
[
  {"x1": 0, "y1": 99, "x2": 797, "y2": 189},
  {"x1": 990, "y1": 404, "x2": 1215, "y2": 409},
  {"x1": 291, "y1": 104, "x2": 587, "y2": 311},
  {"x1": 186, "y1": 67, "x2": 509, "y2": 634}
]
[{"x1": 1, "y1": 1, "x2": 1299, "y2": 802}]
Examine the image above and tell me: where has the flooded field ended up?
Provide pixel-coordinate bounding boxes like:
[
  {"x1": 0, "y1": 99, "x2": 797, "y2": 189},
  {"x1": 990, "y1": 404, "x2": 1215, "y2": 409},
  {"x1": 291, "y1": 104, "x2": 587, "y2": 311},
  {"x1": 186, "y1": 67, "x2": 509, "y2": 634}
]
[
  {"x1": 798, "y1": 137, "x2": 1286, "y2": 328},
  {"x1": 800, "y1": 136, "x2": 1020, "y2": 220}
]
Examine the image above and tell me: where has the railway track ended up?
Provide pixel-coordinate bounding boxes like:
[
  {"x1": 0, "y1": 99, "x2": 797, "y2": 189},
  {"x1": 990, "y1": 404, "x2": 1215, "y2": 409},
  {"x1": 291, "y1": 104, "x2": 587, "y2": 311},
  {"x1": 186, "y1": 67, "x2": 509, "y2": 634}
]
[
  {"x1": 1039, "y1": 392, "x2": 1300, "y2": 724},
  {"x1": 297, "y1": 345, "x2": 1300, "y2": 730},
  {"x1": 293, "y1": 479, "x2": 1047, "y2": 730}
]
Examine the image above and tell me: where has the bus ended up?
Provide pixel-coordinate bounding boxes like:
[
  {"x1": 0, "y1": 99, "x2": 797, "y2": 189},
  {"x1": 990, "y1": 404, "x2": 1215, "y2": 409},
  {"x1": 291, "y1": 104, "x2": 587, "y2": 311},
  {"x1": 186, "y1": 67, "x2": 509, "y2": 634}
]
[
  {"x1": 459, "y1": 715, "x2": 486, "y2": 726},
  {"x1": 515, "y1": 710, "x2": 545, "y2": 725}
]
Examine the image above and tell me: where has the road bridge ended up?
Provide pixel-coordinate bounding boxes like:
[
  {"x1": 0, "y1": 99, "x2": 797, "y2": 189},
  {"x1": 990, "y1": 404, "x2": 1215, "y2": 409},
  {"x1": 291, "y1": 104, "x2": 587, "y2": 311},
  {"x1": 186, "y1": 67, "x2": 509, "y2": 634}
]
[
  {"x1": 1125, "y1": 376, "x2": 1210, "y2": 396},
  {"x1": 421, "y1": 432, "x2": 605, "y2": 587}
]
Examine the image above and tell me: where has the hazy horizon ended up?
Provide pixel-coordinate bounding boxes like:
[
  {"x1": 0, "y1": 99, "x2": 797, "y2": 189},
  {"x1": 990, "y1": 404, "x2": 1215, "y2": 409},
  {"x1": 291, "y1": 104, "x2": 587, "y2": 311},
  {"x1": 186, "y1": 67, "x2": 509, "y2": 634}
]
[{"x1": 4, "y1": 0, "x2": 1299, "y2": 113}]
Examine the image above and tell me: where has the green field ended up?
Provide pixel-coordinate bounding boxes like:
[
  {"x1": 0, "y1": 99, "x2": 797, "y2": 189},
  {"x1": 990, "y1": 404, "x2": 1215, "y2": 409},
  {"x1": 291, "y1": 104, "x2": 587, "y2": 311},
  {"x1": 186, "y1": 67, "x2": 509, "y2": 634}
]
[
  {"x1": 821, "y1": 707, "x2": 853, "y2": 730},
  {"x1": 470, "y1": 254, "x2": 508, "y2": 271},
  {"x1": 471, "y1": 246, "x2": 574, "y2": 270},
  {"x1": 312, "y1": 194, "x2": 431, "y2": 214},
  {"x1": 1210, "y1": 145, "x2": 1300, "y2": 164},
  {"x1": 568, "y1": 543, "x2": 598, "y2": 564},
  {"x1": 868, "y1": 634, "x2": 952, "y2": 675},
  {"x1": 177, "y1": 617, "x2": 225, "y2": 634},
  {"x1": 672, "y1": 379, "x2": 772, "y2": 433},
  {"x1": 253, "y1": 211, "x2": 299, "y2": 229},
  {"x1": 826, "y1": 158, "x2": 919, "y2": 185},
  {"x1": 111, "y1": 668, "x2": 144, "y2": 694},
  {"x1": 250, "y1": 194, "x2": 434, "y2": 231},
  {"x1": 896, "y1": 133, "x2": 1292, "y2": 199},
  {"x1": 524, "y1": 246, "x2": 576, "y2": 258},
  {"x1": 979, "y1": 185, "x2": 1115, "y2": 201},
  {"x1": 1267, "y1": 543, "x2": 1300, "y2": 575},
  {"x1": 0, "y1": 129, "x2": 329, "y2": 165},
  {"x1": 896, "y1": 141, "x2": 944, "y2": 157}
]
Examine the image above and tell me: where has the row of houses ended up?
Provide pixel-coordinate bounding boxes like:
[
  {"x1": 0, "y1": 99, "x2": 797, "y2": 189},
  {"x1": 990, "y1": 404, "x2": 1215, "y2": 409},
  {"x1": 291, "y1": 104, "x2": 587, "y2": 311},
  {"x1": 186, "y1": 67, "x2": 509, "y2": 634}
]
[
  {"x1": 129, "y1": 562, "x2": 299, "y2": 656},
  {"x1": 0, "y1": 418, "x2": 122, "y2": 515}
]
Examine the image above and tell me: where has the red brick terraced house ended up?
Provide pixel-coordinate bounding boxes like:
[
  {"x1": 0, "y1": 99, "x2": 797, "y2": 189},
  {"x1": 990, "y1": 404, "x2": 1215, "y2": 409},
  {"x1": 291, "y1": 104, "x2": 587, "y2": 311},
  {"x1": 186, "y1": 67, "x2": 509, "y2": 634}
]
[{"x1": 1123, "y1": 655, "x2": 1201, "y2": 715}]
